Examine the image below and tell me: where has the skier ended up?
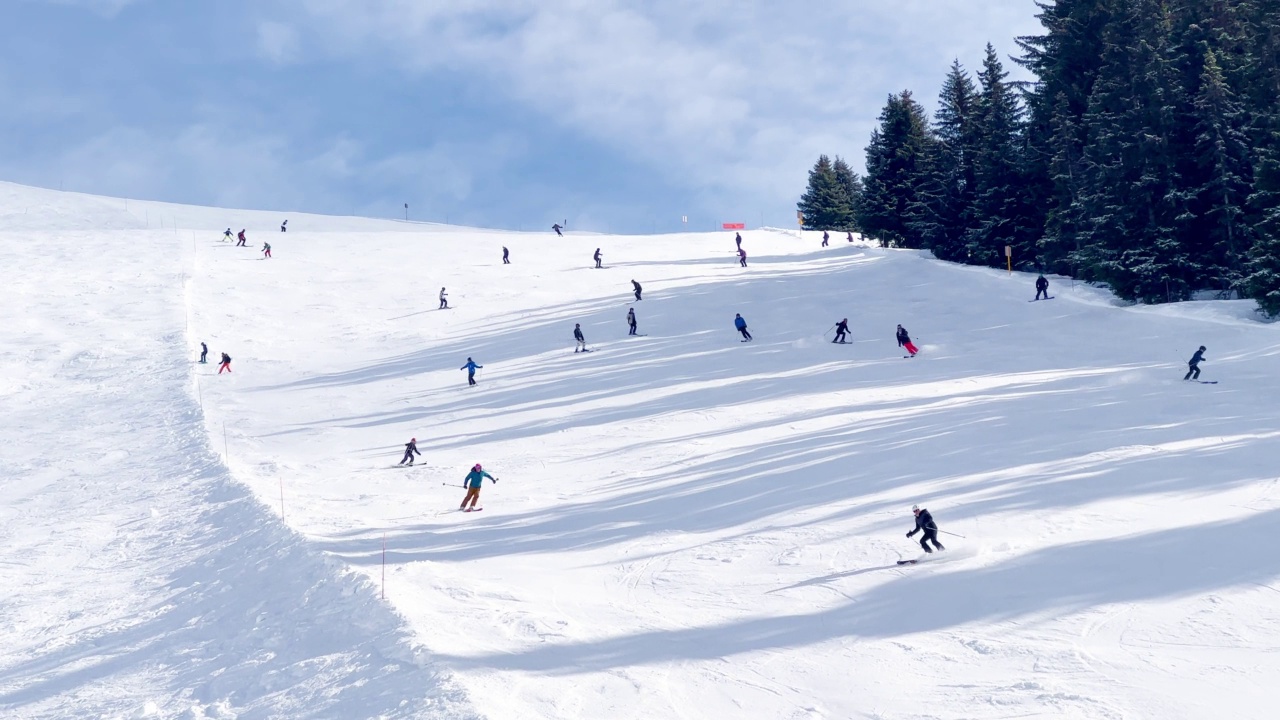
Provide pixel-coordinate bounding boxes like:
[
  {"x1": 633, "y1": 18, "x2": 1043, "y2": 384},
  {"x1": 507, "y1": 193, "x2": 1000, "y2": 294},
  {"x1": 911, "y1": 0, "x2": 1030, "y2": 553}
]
[
  {"x1": 439, "y1": 287, "x2": 448, "y2": 309},
  {"x1": 833, "y1": 318, "x2": 849, "y2": 344},
  {"x1": 896, "y1": 324, "x2": 918, "y2": 357},
  {"x1": 594, "y1": 248, "x2": 603, "y2": 268},
  {"x1": 1035, "y1": 274, "x2": 1050, "y2": 300},
  {"x1": 218, "y1": 352, "x2": 232, "y2": 374},
  {"x1": 632, "y1": 279, "x2": 642, "y2": 301},
  {"x1": 399, "y1": 437, "x2": 421, "y2": 466},
  {"x1": 199, "y1": 342, "x2": 208, "y2": 364},
  {"x1": 236, "y1": 230, "x2": 247, "y2": 247},
  {"x1": 822, "y1": 231, "x2": 829, "y2": 247},
  {"x1": 573, "y1": 323, "x2": 587, "y2": 353},
  {"x1": 627, "y1": 307, "x2": 637, "y2": 335},
  {"x1": 502, "y1": 246, "x2": 510, "y2": 264},
  {"x1": 906, "y1": 504, "x2": 945, "y2": 553},
  {"x1": 262, "y1": 242, "x2": 271, "y2": 259},
  {"x1": 1184, "y1": 346, "x2": 1207, "y2": 381},
  {"x1": 735, "y1": 232, "x2": 742, "y2": 250},
  {"x1": 460, "y1": 357, "x2": 482, "y2": 386},
  {"x1": 552, "y1": 223, "x2": 564, "y2": 237},
  {"x1": 738, "y1": 247, "x2": 748, "y2": 267},
  {"x1": 734, "y1": 313, "x2": 752, "y2": 341},
  {"x1": 222, "y1": 228, "x2": 233, "y2": 241},
  {"x1": 846, "y1": 231, "x2": 854, "y2": 243},
  {"x1": 459, "y1": 463, "x2": 498, "y2": 512},
  {"x1": 280, "y1": 219, "x2": 288, "y2": 233}
]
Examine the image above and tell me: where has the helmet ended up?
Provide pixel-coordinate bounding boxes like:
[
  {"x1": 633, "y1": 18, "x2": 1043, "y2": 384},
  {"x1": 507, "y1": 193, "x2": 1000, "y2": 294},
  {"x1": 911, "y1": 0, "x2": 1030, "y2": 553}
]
[
  {"x1": 1199, "y1": 345, "x2": 1206, "y2": 351},
  {"x1": 473, "y1": 464, "x2": 482, "y2": 471},
  {"x1": 912, "y1": 505, "x2": 920, "y2": 513},
  {"x1": 410, "y1": 437, "x2": 416, "y2": 442}
]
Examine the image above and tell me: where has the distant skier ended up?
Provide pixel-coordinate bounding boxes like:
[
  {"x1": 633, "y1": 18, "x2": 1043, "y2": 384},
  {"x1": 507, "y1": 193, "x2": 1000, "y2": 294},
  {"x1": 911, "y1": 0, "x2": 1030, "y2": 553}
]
[
  {"x1": 734, "y1": 313, "x2": 752, "y2": 341},
  {"x1": 627, "y1": 307, "x2": 637, "y2": 335},
  {"x1": 552, "y1": 223, "x2": 564, "y2": 237},
  {"x1": 502, "y1": 246, "x2": 510, "y2": 264},
  {"x1": 846, "y1": 231, "x2": 854, "y2": 243},
  {"x1": 1184, "y1": 346, "x2": 1206, "y2": 381},
  {"x1": 738, "y1": 247, "x2": 748, "y2": 267},
  {"x1": 833, "y1": 318, "x2": 849, "y2": 344},
  {"x1": 218, "y1": 352, "x2": 232, "y2": 374},
  {"x1": 897, "y1": 324, "x2": 918, "y2": 357},
  {"x1": 439, "y1": 287, "x2": 448, "y2": 309},
  {"x1": 460, "y1": 357, "x2": 482, "y2": 386},
  {"x1": 199, "y1": 342, "x2": 208, "y2": 364},
  {"x1": 632, "y1": 279, "x2": 642, "y2": 301},
  {"x1": 906, "y1": 504, "x2": 945, "y2": 553},
  {"x1": 822, "y1": 231, "x2": 829, "y2": 247},
  {"x1": 735, "y1": 232, "x2": 742, "y2": 250},
  {"x1": 222, "y1": 228, "x2": 233, "y2": 242},
  {"x1": 574, "y1": 323, "x2": 587, "y2": 353},
  {"x1": 594, "y1": 248, "x2": 603, "y2": 268},
  {"x1": 459, "y1": 463, "x2": 498, "y2": 512},
  {"x1": 280, "y1": 219, "x2": 288, "y2": 233},
  {"x1": 1034, "y1": 274, "x2": 1049, "y2": 300},
  {"x1": 236, "y1": 229, "x2": 247, "y2": 247},
  {"x1": 262, "y1": 242, "x2": 271, "y2": 259},
  {"x1": 399, "y1": 437, "x2": 421, "y2": 466}
]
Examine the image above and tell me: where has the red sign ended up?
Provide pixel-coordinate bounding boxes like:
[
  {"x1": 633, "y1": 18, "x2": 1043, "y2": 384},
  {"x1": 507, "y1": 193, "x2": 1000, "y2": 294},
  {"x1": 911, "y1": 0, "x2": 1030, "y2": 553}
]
[{"x1": 722, "y1": 223, "x2": 746, "y2": 230}]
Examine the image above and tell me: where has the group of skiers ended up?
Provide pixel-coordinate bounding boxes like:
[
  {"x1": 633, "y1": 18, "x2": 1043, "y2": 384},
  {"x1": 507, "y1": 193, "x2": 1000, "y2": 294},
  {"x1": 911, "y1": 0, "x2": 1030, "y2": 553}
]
[
  {"x1": 221, "y1": 227, "x2": 271, "y2": 258},
  {"x1": 197, "y1": 342, "x2": 233, "y2": 373}
]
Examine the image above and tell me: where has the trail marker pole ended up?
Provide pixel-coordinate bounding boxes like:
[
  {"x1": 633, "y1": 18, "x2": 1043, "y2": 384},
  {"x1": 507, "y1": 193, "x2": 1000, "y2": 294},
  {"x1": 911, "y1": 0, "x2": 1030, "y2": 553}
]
[{"x1": 1005, "y1": 245, "x2": 1012, "y2": 275}]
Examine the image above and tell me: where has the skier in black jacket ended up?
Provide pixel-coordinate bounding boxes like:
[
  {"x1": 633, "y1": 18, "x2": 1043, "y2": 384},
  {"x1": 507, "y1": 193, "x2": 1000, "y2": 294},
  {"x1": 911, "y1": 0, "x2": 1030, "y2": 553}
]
[
  {"x1": 907, "y1": 505, "x2": 945, "y2": 553},
  {"x1": 1184, "y1": 346, "x2": 1206, "y2": 380},
  {"x1": 574, "y1": 323, "x2": 587, "y2": 353},
  {"x1": 632, "y1": 279, "x2": 642, "y2": 300},
  {"x1": 833, "y1": 318, "x2": 849, "y2": 344},
  {"x1": 1035, "y1": 274, "x2": 1050, "y2": 300},
  {"x1": 594, "y1": 248, "x2": 603, "y2": 268},
  {"x1": 399, "y1": 437, "x2": 421, "y2": 466}
]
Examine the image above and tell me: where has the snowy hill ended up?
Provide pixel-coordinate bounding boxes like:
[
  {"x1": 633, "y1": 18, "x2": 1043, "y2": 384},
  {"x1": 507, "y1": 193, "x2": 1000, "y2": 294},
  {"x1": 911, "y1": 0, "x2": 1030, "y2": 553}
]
[{"x1": 3, "y1": 181, "x2": 1279, "y2": 719}]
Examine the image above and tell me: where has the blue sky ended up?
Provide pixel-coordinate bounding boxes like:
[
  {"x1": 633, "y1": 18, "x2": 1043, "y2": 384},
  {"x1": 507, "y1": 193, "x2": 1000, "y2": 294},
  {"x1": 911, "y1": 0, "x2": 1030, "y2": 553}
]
[{"x1": 1, "y1": 1, "x2": 1041, "y2": 232}]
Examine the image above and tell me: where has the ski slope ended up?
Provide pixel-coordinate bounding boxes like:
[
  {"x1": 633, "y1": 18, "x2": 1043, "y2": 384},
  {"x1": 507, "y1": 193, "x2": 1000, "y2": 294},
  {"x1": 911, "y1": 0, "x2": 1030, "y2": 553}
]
[{"x1": 4, "y1": 181, "x2": 1280, "y2": 719}]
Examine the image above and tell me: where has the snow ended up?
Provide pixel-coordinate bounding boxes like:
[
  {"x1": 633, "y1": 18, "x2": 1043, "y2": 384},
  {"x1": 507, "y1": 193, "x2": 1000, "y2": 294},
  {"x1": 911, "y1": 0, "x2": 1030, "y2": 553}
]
[{"x1": 3, "y1": 180, "x2": 1280, "y2": 719}]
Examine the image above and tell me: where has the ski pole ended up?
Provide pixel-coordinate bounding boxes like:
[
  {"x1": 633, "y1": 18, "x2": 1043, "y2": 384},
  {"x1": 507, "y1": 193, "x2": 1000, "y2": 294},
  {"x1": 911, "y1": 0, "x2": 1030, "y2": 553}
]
[{"x1": 937, "y1": 529, "x2": 966, "y2": 538}]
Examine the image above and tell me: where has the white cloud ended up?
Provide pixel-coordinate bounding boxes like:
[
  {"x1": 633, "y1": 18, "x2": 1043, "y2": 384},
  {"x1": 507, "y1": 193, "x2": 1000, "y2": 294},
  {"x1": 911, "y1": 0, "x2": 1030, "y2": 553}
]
[
  {"x1": 287, "y1": 0, "x2": 1042, "y2": 214},
  {"x1": 257, "y1": 21, "x2": 301, "y2": 64}
]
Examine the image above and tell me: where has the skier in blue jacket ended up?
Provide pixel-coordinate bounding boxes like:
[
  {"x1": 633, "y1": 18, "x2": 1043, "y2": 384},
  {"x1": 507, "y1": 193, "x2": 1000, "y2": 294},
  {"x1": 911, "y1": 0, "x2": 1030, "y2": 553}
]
[
  {"x1": 461, "y1": 357, "x2": 482, "y2": 386},
  {"x1": 734, "y1": 313, "x2": 752, "y2": 341},
  {"x1": 460, "y1": 463, "x2": 498, "y2": 511}
]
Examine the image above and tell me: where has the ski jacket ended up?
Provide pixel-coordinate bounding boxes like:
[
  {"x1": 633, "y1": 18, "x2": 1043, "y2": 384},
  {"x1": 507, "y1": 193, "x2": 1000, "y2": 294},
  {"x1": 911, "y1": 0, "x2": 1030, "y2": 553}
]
[
  {"x1": 738, "y1": 248, "x2": 747, "y2": 258},
  {"x1": 1036, "y1": 276, "x2": 1048, "y2": 291},
  {"x1": 1188, "y1": 349, "x2": 1205, "y2": 367},
  {"x1": 632, "y1": 281, "x2": 641, "y2": 292},
  {"x1": 909, "y1": 509, "x2": 937, "y2": 535},
  {"x1": 461, "y1": 360, "x2": 481, "y2": 373},
  {"x1": 221, "y1": 353, "x2": 231, "y2": 363},
  {"x1": 734, "y1": 316, "x2": 747, "y2": 330},
  {"x1": 627, "y1": 310, "x2": 636, "y2": 324},
  {"x1": 594, "y1": 250, "x2": 601, "y2": 260},
  {"x1": 835, "y1": 320, "x2": 849, "y2": 333},
  {"x1": 574, "y1": 327, "x2": 584, "y2": 341},
  {"x1": 237, "y1": 231, "x2": 245, "y2": 241},
  {"x1": 464, "y1": 469, "x2": 495, "y2": 488},
  {"x1": 405, "y1": 441, "x2": 420, "y2": 456},
  {"x1": 896, "y1": 327, "x2": 910, "y2": 346}
]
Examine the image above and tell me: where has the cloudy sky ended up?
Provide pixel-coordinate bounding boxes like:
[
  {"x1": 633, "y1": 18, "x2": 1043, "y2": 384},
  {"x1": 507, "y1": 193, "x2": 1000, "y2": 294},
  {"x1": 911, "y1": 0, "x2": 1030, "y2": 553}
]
[{"x1": 1, "y1": 1, "x2": 1042, "y2": 232}]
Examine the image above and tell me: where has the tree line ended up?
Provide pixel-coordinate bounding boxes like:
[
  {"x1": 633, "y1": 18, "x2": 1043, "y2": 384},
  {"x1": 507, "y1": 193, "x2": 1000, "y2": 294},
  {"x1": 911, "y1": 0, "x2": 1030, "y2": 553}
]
[{"x1": 798, "y1": 0, "x2": 1280, "y2": 315}]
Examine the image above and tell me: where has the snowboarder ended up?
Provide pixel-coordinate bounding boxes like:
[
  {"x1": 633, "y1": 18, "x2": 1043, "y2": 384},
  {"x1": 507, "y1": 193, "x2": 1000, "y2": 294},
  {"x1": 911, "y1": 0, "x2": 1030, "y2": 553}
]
[
  {"x1": 573, "y1": 323, "x2": 587, "y2": 353},
  {"x1": 897, "y1": 324, "x2": 918, "y2": 357},
  {"x1": 222, "y1": 228, "x2": 233, "y2": 241},
  {"x1": 906, "y1": 505, "x2": 945, "y2": 553},
  {"x1": 594, "y1": 248, "x2": 603, "y2": 268},
  {"x1": 632, "y1": 279, "x2": 642, "y2": 301},
  {"x1": 734, "y1": 313, "x2": 752, "y2": 341},
  {"x1": 1035, "y1": 274, "x2": 1049, "y2": 300},
  {"x1": 439, "y1": 287, "x2": 448, "y2": 309},
  {"x1": 1184, "y1": 346, "x2": 1206, "y2": 381},
  {"x1": 280, "y1": 219, "x2": 288, "y2": 233},
  {"x1": 262, "y1": 242, "x2": 271, "y2": 259},
  {"x1": 399, "y1": 437, "x2": 421, "y2": 466},
  {"x1": 822, "y1": 231, "x2": 829, "y2": 247},
  {"x1": 236, "y1": 230, "x2": 247, "y2": 247},
  {"x1": 738, "y1": 247, "x2": 748, "y2": 267},
  {"x1": 735, "y1": 232, "x2": 742, "y2": 250},
  {"x1": 218, "y1": 352, "x2": 232, "y2": 374},
  {"x1": 199, "y1": 342, "x2": 208, "y2": 364},
  {"x1": 460, "y1": 357, "x2": 482, "y2": 386},
  {"x1": 552, "y1": 223, "x2": 564, "y2": 237},
  {"x1": 502, "y1": 246, "x2": 510, "y2": 264},
  {"x1": 459, "y1": 463, "x2": 498, "y2": 511},
  {"x1": 627, "y1": 308, "x2": 637, "y2": 335},
  {"x1": 833, "y1": 318, "x2": 849, "y2": 344}
]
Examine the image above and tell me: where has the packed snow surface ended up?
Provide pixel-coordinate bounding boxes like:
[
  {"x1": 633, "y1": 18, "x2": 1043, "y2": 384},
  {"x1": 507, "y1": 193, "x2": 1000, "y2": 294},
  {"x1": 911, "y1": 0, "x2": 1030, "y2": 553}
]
[{"x1": 3, "y1": 181, "x2": 1279, "y2": 719}]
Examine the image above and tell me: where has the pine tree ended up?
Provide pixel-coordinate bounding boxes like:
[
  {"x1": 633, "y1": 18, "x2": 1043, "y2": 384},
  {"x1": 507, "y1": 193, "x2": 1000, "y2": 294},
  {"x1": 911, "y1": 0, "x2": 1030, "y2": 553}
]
[
  {"x1": 859, "y1": 91, "x2": 934, "y2": 247},
  {"x1": 832, "y1": 157, "x2": 864, "y2": 232},
  {"x1": 1242, "y1": 124, "x2": 1280, "y2": 315},
  {"x1": 797, "y1": 155, "x2": 846, "y2": 230},
  {"x1": 907, "y1": 61, "x2": 978, "y2": 262}
]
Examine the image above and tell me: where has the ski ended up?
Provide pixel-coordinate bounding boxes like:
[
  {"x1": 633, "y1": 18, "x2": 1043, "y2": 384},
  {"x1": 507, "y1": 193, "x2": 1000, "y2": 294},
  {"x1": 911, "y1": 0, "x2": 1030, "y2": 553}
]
[
  {"x1": 462, "y1": 507, "x2": 483, "y2": 513},
  {"x1": 1197, "y1": 380, "x2": 1218, "y2": 384},
  {"x1": 896, "y1": 559, "x2": 918, "y2": 565}
]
